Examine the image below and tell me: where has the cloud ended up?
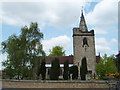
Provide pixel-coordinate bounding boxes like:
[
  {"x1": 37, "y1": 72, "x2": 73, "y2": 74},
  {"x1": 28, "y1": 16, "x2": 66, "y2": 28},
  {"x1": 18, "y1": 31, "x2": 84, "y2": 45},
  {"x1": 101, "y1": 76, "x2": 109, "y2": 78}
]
[
  {"x1": 1, "y1": 1, "x2": 87, "y2": 29},
  {"x1": 110, "y1": 38, "x2": 117, "y2": 44},
  {"x1": 42, "y1": 35, "x2": 71, "y2": 55},
  {"x1": 1, "y1": 0, "x2": 118, "y2": 34},
  {"x1": 86, "y1": 0, "x2": 118, "y2": 34},
  {"x1": 95, "y1": 37, "x2": 118, "y2": 55}
]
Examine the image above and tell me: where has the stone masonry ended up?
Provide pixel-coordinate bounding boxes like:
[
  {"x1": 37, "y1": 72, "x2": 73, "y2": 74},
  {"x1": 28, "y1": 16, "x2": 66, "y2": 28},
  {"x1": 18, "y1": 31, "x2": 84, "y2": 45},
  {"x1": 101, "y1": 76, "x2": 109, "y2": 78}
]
[
  {"x1": 73, "y1": 11, "x2": 96, "y2": 76},
  {"x1": 2, "y1": 80, "x2": 109, "y2": 88}
]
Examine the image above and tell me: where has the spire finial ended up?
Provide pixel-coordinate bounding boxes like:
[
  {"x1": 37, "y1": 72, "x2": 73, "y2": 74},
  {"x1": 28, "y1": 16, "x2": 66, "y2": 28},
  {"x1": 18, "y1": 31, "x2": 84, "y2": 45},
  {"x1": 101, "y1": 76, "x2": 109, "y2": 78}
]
[
  {"x1": 79, "y1": 6, "x2": 88, "y2": 32},
  {"x1": 81, "y1": 6, "x2": 84, "y2": 19},
  {"x1": 81, "y1": 6, "x2": 84, "y2": 12},
  {"x1": 81, "y1": 6, "x2": 84, "y2": 15}
]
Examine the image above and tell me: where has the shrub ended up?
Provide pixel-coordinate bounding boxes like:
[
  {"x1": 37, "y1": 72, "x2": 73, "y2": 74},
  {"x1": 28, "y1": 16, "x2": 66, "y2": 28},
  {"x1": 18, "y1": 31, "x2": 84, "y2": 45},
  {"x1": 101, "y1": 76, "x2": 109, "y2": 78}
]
[{"x1": 69, "y1": 66, "x2": 78, "y2": 79}]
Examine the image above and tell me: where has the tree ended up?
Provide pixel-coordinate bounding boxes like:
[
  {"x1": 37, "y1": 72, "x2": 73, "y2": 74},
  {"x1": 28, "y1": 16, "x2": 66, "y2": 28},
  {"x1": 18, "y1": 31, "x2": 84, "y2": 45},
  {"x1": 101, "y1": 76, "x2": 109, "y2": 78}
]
[
  {"x1": 69, "y1": 66, "x2": 78, "y2": 79},
  {"x1": 63, "y1": 60, "x2": 69, "y2": 80},
  {"x1": 1, "y1": 35, "x2": 23, "y2": 79},
  {"x1": 49, "y1": 46, "x2": 65, "y2": 56},
  {"x1": 40, "y1": 60, "x2": 46, "y2": 80},
  {"x1": 50, "y1": 58, "x2": 60, "y2": 80},
  {"x1": 95, "y1": 54, "x2": 117, "y2": 80},
  {"x1": 1, "y1": 22, "x2": 45, "y2": 79},
  {"x1": 80, "y1": 57, "x2": 88, "y2": 80},
  {"x1": 22, "y1": 22, "x2": 45, "y2": 79}
]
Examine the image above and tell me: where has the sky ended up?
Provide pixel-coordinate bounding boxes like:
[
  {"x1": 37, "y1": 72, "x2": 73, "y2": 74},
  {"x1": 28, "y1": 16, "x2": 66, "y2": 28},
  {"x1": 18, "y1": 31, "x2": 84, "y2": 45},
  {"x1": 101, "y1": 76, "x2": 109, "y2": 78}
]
[{"x1": 0, "y1": 0, "x2": 119, "y2": 70}]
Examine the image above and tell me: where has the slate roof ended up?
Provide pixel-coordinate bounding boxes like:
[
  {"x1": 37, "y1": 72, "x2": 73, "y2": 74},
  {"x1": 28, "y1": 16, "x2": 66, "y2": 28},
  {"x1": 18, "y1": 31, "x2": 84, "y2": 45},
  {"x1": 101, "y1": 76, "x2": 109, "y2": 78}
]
[
  {"x1": 45, "y1": 56, "x2": 73, "y2": 64},
  {"x1": 45, "y1": 56, "x2": 100, "y2": 64}
]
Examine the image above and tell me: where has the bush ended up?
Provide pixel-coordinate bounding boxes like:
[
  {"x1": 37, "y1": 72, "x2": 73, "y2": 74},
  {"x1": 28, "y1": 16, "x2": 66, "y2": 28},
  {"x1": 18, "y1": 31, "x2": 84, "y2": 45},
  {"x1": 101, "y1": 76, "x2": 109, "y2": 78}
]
[
  {"x1": 95, "y1": 54, "x2": 117, "y2": 80},
  {"x1": 69, "y1": 66, "x2": 78, "y2": 79}
]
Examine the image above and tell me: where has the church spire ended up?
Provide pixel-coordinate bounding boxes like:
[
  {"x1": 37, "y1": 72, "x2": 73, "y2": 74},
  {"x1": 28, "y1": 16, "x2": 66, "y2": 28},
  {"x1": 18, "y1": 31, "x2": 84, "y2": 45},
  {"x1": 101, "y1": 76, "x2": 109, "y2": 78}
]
[{"x1": 79, "y1": 10, "x2": 88, "y2": 32}]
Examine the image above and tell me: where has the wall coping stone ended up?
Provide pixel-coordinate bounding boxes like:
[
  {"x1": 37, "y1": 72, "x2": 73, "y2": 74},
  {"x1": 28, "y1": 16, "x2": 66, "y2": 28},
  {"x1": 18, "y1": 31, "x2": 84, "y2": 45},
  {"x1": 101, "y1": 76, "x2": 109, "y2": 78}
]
[{"x1": 2, "y1": 79, "x2": 109, "y2": 84}]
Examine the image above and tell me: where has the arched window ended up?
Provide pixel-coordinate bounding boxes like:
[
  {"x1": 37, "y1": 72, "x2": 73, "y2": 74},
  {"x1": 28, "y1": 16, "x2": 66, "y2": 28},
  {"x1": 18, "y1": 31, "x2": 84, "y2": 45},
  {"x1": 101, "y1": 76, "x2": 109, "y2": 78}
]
[{"x1": 82, "y1": 38, "x2": 89, "y2": 47}]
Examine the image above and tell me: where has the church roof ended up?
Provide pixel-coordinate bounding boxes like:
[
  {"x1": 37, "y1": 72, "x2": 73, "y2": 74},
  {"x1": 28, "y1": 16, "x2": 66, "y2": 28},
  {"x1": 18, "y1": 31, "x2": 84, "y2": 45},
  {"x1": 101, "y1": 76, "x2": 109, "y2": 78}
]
[
  {"x1": 45, "y1": 56, "x2": 100, "y2": 64},
  {"x1": 45, "y1": 56, "x2": 73, "y2": 64},
  {"x1": 79, "y1": 10, "x2": 88, "y2": 32}
]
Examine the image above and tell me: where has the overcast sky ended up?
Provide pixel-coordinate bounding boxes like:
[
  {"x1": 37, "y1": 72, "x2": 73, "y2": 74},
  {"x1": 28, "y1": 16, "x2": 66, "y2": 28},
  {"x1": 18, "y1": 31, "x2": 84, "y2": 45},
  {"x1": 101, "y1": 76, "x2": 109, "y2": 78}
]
[{"x1": 0, "y1": 0, "x2": 119, "y2": 69}]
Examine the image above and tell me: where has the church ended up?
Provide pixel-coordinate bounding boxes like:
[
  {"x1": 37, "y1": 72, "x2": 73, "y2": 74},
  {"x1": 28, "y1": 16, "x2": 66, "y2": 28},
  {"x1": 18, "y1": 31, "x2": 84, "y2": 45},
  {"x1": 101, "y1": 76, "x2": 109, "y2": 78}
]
[{"x1": 44, "y1": 11, "x2": 100, "y2": 79}]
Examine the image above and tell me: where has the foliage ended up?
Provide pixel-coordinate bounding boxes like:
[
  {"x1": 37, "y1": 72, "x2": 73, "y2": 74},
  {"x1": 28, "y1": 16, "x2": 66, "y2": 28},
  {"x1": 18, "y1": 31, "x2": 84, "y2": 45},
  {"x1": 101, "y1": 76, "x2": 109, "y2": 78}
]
[
  {"x1": 50, "y1": 58, "x2": 60, "y2": 80},
  {"x1": 1, "y1": 35, "x2": 23, "y2": 78},
  {"x1": 80, "y1": 57, "x2": 88, "y2": 80},
  {"x1": 63, "y1": 60, "x2": 69, "y2": 80},
  {"x1": 95, "y1": 54, "x2": 117, "y2": 80},
  {"x1": 49, "y1": 46, "x2": 65, "y2": 56},
  {"x1": 1, "y1": 22, "x2": 45, "y2": 79},
  {"x1": 69, "y1": 66, "x2": 78, "y2": 79},
  {"x1": 118, "y1": 58, "x2": 120, "y2": 73},
  {"x1": 40, "y1": 59, "x2": 46, "y2": 80}
]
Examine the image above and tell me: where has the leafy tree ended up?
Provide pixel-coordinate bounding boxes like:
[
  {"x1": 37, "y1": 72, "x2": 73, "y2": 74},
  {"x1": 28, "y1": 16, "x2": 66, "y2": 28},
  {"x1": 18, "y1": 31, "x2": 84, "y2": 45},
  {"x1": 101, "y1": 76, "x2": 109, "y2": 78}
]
[
  {"x1": 49, "y1": 46, "x2": 65, "y2": 56},
  {"x1": 22, "y1": 22, "x2": 45, "y2": 79},
  {"x1": 1, "y1": 22, "x2": 45, "y2": 79},
  {"x1": 50, "y1": 58, "x2": 60, "y2": 80},
  {"x1": 80, "y1": 57, "x2": 88, "y2": 80},
  {"x1": 63, "y1": 60, "x2": 69, "y2": 80},
  {"x1": 1, "y1": 35, "x2": 23, "y2": 79},
  {"x1": 95, "y1": 54, "x2": 117, "y2": 80},
  {"x1": 69, "y1": 66, "x2": 78, "y2": 79},
  {"x1": 2, "y1": 66, "x2": 15, "y2": 79}
]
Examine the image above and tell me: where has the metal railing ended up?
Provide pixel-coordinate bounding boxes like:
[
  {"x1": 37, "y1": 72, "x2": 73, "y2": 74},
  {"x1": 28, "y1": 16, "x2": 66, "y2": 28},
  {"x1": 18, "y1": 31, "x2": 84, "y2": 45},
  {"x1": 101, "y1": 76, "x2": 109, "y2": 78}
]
[{"x1": 107, "y1": 80, "x2": 120, "y2": 90}]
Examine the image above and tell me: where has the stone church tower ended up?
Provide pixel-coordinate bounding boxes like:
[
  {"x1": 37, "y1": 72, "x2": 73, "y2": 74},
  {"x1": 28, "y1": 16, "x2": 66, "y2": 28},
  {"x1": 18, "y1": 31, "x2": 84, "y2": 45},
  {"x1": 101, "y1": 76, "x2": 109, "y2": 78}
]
[{"x1": 73, "y1": 11, "x2": 96, "y2": 76}]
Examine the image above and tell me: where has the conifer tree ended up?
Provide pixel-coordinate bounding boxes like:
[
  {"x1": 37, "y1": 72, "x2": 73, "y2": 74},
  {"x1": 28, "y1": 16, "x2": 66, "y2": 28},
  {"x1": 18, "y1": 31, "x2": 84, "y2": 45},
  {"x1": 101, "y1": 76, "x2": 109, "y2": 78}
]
[
  {"x1": 63, "y1": 60, "x2": 69, "y2": 80},
  {"x1": 118, "y1": 58, "x2": 120, "y2": 73},
  {"x1": 40, "y1": 60, "x2": 46, "y2": 80},
  {"x1": 50, "y1": 58, "x2": 60, "y2": 80},
  {"x1": 80, "y1": 57, "x2": 88, "y2": 80}
]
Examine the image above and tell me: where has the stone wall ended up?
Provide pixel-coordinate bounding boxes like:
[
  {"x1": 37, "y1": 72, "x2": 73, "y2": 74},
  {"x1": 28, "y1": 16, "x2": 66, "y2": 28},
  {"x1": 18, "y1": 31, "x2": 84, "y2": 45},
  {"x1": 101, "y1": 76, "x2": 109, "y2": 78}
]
[{"x1": 2, "y1": 80, "x2": 109, "y2": 88}]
